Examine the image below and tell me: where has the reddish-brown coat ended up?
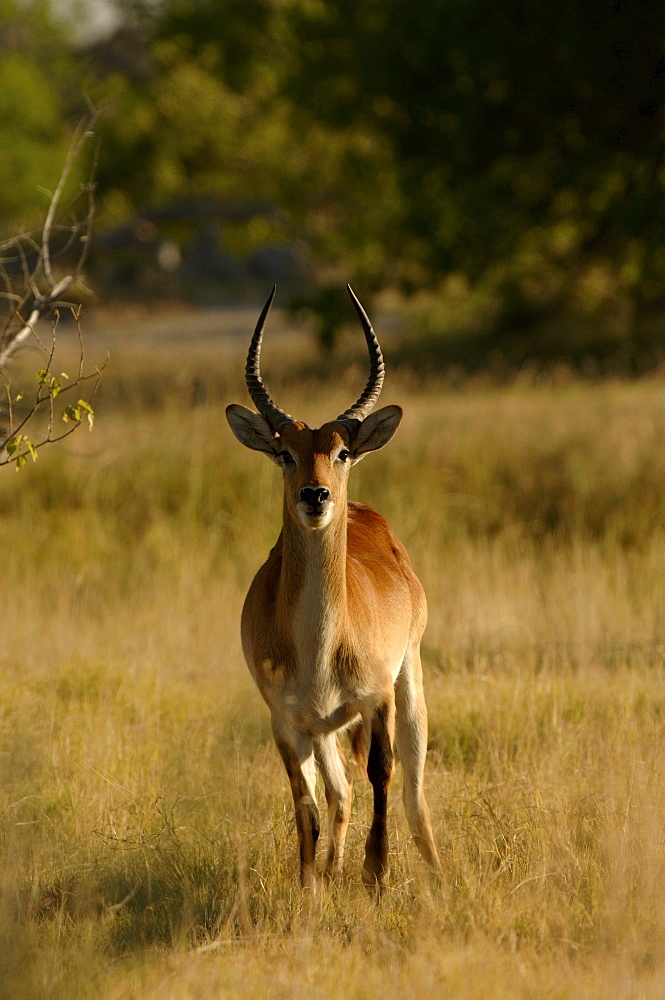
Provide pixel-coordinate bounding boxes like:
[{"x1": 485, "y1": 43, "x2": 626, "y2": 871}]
[
  {"x1": 227, "y1": 405, "x2": 441, "y2": 891},
  {"x1": 242, "y1": 500, "x2": 426, "y2": 700}
]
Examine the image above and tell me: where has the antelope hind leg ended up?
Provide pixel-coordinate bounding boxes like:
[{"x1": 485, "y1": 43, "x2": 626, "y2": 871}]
[{"x1": 394, "y1": 644, "x2": 441, "y2": 872}]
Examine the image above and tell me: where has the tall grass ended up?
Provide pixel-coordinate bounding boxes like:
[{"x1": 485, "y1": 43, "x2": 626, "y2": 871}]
[{"x1": 1, "y1": 331, "x2": 665, "y2": 997}]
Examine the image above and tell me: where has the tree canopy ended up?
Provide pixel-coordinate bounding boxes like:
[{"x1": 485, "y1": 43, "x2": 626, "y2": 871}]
[{"x1": 2, "y1": 0, "x2": 665, "y2": 362}]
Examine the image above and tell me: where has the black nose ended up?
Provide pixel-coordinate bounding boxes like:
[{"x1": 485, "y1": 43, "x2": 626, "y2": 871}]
[{"x1": 300, "y1": 486, "x2": 330, "y2": 506}]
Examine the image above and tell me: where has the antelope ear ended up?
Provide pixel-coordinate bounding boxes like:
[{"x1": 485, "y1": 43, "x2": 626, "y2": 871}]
[
  {"x1": 226, "y1": 404, "x2": 280, "y2": 459},
  {"x1": 350, "y1": 404, "x2": 402, "y2": 460}
]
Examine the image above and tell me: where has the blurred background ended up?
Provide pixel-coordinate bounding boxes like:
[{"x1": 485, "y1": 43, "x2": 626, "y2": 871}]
[{"x1": 3, "y1": 0, "x2": 665, "y2": 371}]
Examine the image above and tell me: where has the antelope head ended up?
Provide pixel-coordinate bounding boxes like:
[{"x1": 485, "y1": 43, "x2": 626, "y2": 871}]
[{"x1": 226, "y1": 286, "x2": 402, "y2": 531}]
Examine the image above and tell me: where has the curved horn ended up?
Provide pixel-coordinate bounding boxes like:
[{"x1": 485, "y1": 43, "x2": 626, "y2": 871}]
[
  {"x1": 245, "y1": 286, "x2": 294, "y2": 431},
  {"x1": 336, "y1": 285, "x2": 385, "y2": 423}
]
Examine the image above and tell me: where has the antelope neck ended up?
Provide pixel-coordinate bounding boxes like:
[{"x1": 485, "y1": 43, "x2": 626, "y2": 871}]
[{"x1": 279, "y1": 500, "x2": 349, "y2": 643}]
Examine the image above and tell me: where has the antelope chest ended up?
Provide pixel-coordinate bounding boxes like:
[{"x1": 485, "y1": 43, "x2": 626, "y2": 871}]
[
  {"x1": 256, "y1": 626, "x2": 370, "y2": 736},
  {"x1": 284, "y1": 682, "x2": 365, "y2": 737},
  {"x1": 289, "y1": 623, "x2": 365, "y2": 736}
]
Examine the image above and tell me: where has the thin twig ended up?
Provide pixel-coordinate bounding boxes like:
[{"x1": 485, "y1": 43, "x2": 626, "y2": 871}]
[
  {"x1": 0, "y1": 105, "x2": 105, "y2": 469},
  {"x1": 0, "y1": 106, "x2": 100, "y2": 371},
  {"x1": 41, "y1": 112, "x2": 99, "y2": 285}
]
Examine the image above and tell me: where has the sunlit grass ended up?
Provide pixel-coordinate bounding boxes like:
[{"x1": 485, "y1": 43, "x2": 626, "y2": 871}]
[{"x1": 1, "y1": 336, "x2": 665, "y2": 997}]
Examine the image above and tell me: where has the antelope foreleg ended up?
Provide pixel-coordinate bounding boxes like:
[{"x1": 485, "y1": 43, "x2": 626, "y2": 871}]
[
  {"x1": 362, "y1": 700, "x2": 395, "y2": 893},
  {"x1": 273, "y1": 726, "x2": 320, "y2": 891},
  {"x1": 314, "y1": 733, "x2": 353, "y2": 879}
]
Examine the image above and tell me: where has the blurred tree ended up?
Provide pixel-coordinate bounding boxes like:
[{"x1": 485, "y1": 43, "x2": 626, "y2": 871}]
[
  {"x1": 285, "y1": 1, "x2": 665, "y2": 321},
  {"x1": 6, "y1": 0, "x2": 663, "y2": 359},
  {"x1": 0, "y1": 1, "x2": 82, "y2": 230}
]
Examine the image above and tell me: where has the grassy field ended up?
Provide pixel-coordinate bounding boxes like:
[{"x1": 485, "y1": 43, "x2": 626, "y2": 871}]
[{"x1": 1, "y1": 314, "x2": 665, "y2": 998}]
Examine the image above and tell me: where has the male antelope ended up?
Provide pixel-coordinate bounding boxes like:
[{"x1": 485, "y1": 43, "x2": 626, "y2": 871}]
[{"x1": 226, "y1": 286, "x2": 440, "y2": 891}]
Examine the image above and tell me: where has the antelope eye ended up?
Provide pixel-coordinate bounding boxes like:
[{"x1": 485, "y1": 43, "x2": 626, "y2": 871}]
[
  {"x1": 278, "y1": 450, "x2": 294, "y2": 465},
  {"x1": 337, "y1": 449, "x2": 350, "y2": 463}
]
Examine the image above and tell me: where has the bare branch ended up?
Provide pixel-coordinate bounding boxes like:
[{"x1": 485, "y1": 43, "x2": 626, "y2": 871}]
[
  {"x1": 0, "y1": 106, "x2": 100, "y2": 371},
  {"x1": 0, "y1": 105, "x2": 105, "y2": 471},
  {"x1": 41, "y1": 113, "x2": 99, "y2": 286}
]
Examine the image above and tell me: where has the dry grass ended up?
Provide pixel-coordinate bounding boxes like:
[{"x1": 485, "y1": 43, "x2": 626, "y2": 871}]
[{"x1": 1, "y1": 320, "x2": 665, "y2": 997}]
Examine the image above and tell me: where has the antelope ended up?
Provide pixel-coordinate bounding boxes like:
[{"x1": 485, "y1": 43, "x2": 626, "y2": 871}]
[{"x1": 226, "y1": 286, "x2": 440, "y2": 892}]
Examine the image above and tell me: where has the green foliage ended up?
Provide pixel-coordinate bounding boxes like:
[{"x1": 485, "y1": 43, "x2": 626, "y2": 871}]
[
  {"x1": 61, "y1": 398, "x2": 94, "y2": 428},
  {"x1": 0, "y1": 51, "x2": 71, "y2": 226},
  {"x1": 0, "y1": 2, "x2": 78, "y2": 228},
  {"x1": 2, "y1": 0, "x2": 665, "y2": 355},
  {"x1": 6, "y1": 433, "x2": 36, "y2": 468},
  {"x1": 2, "y1": 349, "x2": 100, "y2": 471},
  {"x1": 83, "y1": 0, "x2": 665, "y2": 355}
]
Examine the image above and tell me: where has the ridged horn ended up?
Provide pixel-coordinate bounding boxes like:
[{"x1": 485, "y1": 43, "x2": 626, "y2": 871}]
[
  {"x1": 336, "y1": 285, "x2": 385, "y2": 423},
  {"x1": 245, "y1": 286, "x2": 294, "y2": 431}
]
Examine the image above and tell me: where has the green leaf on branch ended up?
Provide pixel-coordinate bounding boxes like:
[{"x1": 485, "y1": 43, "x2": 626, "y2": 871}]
[
  {"x1": 62, "y1": 400, "x2": 94, "y2": 428},
  {"x1": 77, "y1": 399, "x2": 95, "y2": 430},
  {"x1": 62, "y1": 403, "x2": 81, "y2": 423},
  {"x1": 7, "y1": 434, "x2": 38, "y2": 469},
  {"x1": 36, "y1": 368, "x2": 68, "y2": 398}
]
